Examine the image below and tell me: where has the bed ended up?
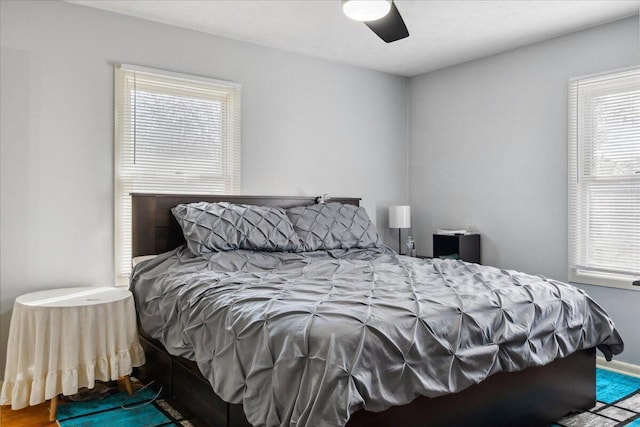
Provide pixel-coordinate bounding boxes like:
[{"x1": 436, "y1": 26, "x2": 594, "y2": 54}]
[{"x1": 130, "y1": 193, "x2": 624, "y2": 427}]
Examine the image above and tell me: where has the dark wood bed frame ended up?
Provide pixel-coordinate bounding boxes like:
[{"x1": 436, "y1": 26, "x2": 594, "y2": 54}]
[{"x1": 131, "y1": 193, "x2": 596, "y2": 427}]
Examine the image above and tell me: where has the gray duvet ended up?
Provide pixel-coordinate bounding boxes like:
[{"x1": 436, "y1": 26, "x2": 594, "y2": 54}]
[{"x1": 131, "y1": 246, "x2": 623, "y2": 427}]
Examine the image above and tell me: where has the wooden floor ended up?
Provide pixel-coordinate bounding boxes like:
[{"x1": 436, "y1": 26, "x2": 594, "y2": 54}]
[
  {"x1": 1, "y1": 381, "x2": 206, "y2": 427},
  {"x1": 1, "y1": 379, "x2": 131, "y2": 427},
  {"x1": 1, "y1": 402, "x2": 57, "y2": 427}
]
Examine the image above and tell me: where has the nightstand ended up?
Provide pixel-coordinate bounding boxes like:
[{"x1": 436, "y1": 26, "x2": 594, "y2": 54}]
[
  {"x1": 433, "y1": 233, "x2": 481, "y2": 264},
  {"x1": 0, "y1": 287, "x2": 146, "y2": 421}
]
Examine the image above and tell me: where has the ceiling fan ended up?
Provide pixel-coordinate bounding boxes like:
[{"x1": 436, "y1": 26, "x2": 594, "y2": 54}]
[{"x1": 342, "y1": 0, "x2": 409, "y2": 43}]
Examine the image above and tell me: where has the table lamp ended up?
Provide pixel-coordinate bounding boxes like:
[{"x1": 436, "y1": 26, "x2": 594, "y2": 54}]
[{"x1": 389, "y1": 205, "x2": 411, "y2": 253}]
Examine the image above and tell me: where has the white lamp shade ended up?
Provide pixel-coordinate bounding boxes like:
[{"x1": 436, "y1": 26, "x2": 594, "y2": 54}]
[
  {"x1": 342, "y1": 0, "x2": 392, "y2": 22},
  {"x1": 389, "y1": 205, "x2": 411, "y2": 229}
]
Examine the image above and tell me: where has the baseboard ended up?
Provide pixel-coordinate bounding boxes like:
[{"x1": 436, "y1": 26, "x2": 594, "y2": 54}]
[{"x1": 597, "y1": 356, "x2": 640, "y2": 378}]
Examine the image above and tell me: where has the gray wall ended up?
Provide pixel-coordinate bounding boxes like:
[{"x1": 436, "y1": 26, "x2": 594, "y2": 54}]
[
  {"x1": 409, "y1": 16, "x2": 639, "y2": 364},
  {"x1": 0, "y1": 0, "x2": 409, "y2": 378}
]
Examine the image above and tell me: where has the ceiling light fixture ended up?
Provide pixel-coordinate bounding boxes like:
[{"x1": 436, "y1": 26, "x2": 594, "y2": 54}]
[{"x1": 342, "y1": 0, "x2": 392, "y2": 22}]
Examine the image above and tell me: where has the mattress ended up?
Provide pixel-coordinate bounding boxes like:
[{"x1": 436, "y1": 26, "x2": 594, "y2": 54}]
[{"x1": 130, "y1": 246, "x2": 623, "y2": 427}]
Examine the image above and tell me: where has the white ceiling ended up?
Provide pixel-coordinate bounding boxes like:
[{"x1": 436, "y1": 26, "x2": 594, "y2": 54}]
[{"x1": 68, "y1": 0, "x2": 639, "y2": 77}]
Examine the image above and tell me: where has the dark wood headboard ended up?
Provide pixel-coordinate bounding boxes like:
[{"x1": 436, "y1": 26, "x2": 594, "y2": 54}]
[{"x1": 131, "y1": 193, "x2": 361, "y2": 257}]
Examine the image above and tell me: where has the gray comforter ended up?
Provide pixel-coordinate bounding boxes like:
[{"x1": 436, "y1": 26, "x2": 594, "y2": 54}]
[{"x1": 130, "y1": 246, "x2": 623, "y2": 427}]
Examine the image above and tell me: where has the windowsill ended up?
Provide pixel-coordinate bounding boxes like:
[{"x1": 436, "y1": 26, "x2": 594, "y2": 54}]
[
  {"x1": 569, "y1": 270, "x2": 640, "y2": 291},
  {"x1": 115, "y1": 276, "x2": 130, "y2": 288}
]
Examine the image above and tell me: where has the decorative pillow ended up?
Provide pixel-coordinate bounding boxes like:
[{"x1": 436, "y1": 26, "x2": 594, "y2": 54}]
[
  {"x1": 286, "y1": 202, "x2": 381, "y2": 251},
  {"x1": 172, "y1": 202, "x2": 300, "y2": 254}
]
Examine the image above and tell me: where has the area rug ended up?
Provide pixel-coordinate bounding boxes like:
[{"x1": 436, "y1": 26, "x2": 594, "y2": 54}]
[
  {"x1": 553, "y1": 368, "x2": 640, "y2": 427},
  {"x1": 56, "y1": 387, "x2": 194, "y2": 427}
]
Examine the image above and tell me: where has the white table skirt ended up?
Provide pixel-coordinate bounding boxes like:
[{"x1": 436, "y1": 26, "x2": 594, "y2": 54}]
[{"x1": 0, "y1": 287, "x2": 146, "y2": 410}]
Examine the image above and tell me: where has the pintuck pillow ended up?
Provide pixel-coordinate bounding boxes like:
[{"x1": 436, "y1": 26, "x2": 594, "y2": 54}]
[
  {"x1": 172, "y1": 202, "x2": 300, "y2": 254},
  {"x1": 286, "y1": 202, "x2": 381, "y2": 251}
]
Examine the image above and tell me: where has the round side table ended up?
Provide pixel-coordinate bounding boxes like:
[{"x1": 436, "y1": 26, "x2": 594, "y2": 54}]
[{"x1": 0, "y1": 287, "x2": 146, "y2": 421}]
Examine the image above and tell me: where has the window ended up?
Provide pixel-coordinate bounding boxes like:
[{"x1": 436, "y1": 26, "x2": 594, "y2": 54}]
[
  {"x1": 568, "y1": 67, "x2": 639, "y2": 290},
  {"x1": 114, "y1": 64, "x2": 241, "y2": 285}
]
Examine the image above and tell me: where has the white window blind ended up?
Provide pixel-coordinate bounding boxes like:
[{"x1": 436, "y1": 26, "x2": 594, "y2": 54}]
[
  {"x1": 115, "y1": 64, "x2": 241, "y2": 285},
  {"x1": 568, "y1": 67, "x2": 639, "y2": 290}
]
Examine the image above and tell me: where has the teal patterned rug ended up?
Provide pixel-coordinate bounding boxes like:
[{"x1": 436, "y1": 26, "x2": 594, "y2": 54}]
[
  {"x1": 56, "y1": 388, "x2": 194, "y2": 427},
  {"x1": 553, "y1": 368, "x2": 640, "y2": 427}
]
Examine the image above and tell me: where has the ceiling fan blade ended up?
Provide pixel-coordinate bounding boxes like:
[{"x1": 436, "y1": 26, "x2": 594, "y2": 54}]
[{"x1": 364, "y1": 2, "x2": 409, "y2": 43}]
